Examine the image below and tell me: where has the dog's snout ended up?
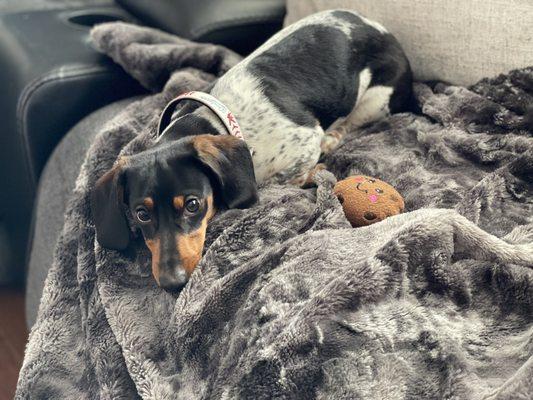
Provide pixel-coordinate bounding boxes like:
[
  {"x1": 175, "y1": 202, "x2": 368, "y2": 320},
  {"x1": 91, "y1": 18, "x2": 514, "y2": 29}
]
[{"x1": 158, "y1": 268, "x2": 188, "y2": 289}]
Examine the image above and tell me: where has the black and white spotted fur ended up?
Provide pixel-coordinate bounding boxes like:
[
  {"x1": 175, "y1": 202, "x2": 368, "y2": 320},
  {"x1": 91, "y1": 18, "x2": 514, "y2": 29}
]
[{"x1": 160, "y1": 10, "x2": 413, "y2": 185}]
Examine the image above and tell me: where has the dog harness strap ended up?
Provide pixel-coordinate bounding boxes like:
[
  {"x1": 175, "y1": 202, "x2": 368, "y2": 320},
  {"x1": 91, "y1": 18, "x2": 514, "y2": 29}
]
[{"x1": 157, "y1": 91, "x2": 244, "y2": 141}]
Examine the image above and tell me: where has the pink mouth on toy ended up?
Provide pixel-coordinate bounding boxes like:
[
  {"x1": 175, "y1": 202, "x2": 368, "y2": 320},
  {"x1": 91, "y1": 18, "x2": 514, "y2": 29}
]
[{"x1": 368, "y1": 194, "x2": 378, "y2": 203}]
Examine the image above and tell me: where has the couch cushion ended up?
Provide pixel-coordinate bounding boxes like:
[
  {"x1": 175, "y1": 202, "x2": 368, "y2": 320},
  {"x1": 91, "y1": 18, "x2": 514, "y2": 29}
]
[{"x1": 285, "y1": 0, "x2": 533, "y2": 86}]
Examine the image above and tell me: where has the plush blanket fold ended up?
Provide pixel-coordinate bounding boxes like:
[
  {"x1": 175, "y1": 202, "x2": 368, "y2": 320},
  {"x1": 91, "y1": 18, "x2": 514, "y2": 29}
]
[{"x1": 16, "y1": 22, "x2": 533, "y2": 400}]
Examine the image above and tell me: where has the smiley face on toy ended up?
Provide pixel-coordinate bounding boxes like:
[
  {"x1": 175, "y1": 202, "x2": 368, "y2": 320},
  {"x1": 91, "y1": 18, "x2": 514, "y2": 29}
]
[
  {"x1": 333, "y1": 175, "x2": 405, "y2": 227},
  {"x1": 353, "y1": 176, "x2": 385, "y2": 204}
]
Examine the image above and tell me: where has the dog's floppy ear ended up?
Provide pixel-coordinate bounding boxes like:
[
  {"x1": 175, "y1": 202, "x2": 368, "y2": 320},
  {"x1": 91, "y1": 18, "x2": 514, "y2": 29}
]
[
  {"x1": 191, "y1": 135, "x2": 258, "y2": 209},
  {"x1": 90, "y1": 161, "x2": 130, "y2": 250}
]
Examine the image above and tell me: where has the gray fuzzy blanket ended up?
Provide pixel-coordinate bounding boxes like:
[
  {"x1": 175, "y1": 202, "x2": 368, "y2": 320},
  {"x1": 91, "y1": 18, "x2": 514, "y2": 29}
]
[{"x1": 17, "y1": 22, "x2": 533, "y2": 400}]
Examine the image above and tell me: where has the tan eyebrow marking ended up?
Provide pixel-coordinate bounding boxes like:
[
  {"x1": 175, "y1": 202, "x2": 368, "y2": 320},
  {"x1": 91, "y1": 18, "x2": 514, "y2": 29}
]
[
  {"x1": 145, "y1": 237, "x2": 161, "y2": 285},
  {"x1": 173, "y1": 195, "x2": 185, "y2": 210},
  {"x1": 143, "y1": 197, "x2": 154, "y2": 210}
]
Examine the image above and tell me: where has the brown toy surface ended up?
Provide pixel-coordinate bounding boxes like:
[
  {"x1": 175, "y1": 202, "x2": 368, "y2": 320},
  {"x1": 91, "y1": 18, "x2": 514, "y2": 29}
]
[{"x1": 334, "y1": 175, "x2": 405, "y2": 227}]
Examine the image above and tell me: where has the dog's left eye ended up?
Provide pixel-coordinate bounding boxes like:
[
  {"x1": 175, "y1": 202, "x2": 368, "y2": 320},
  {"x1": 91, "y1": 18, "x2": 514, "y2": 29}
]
[
  {"x1": 185, "y1": 198, "x2": 200, "y2": 213},
  {"x1": 136, "y1": 207, "x2": 151, "y2": 223}
]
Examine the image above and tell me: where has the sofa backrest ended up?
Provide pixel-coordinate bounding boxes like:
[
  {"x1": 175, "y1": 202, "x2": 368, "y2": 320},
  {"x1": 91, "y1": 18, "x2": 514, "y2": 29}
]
[{"x1": 285, "y1": 0, "x2": 533, "y2": 86}]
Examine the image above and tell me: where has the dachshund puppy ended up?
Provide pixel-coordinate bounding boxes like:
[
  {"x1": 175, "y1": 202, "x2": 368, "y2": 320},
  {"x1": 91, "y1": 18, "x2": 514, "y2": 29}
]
[
  {"x1": 91, "y1": 10, "x2": 413, "y2": 289},
  {"x1": 91, "y1": 135, "x2": 257, "y2": 289}
]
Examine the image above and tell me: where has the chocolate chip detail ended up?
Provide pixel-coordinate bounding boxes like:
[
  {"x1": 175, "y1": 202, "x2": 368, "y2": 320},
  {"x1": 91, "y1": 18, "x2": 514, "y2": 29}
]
[{"x1": 364, "y1": 211, "x2": 377, "y2": 220}]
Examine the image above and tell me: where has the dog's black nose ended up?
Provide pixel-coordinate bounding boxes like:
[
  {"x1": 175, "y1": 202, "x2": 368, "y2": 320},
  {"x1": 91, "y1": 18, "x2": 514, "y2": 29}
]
[{"x1": 158, "y1": 269, "x2": 188, "y2": 289}]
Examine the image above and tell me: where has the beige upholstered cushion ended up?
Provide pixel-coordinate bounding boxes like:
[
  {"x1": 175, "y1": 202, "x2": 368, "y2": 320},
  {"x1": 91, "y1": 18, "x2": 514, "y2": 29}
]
[{"x1": 285, "y1": 0, "x2": 533, "y2": 86}]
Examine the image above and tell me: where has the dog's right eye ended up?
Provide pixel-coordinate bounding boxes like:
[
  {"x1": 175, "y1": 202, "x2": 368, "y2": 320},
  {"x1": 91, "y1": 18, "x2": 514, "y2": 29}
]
[
  {"x1": 136, "y1": 207, "x2": 151, "y2": 223},
  {"x1": 185, "y1": 198, "x2": 200, "y2": 214}
]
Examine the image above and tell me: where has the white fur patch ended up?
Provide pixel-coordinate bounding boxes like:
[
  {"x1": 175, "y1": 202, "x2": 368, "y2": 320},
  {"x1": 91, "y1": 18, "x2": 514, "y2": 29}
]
[
  {"x1": 346, "y1": 85, "x2": 394, "y2": 128},
  {"x1": 356, "y1": 68, "x2": 373, "y2": 106},
  {"x1": 212, "y1": 69, "x2": 323, "y2": 184}
]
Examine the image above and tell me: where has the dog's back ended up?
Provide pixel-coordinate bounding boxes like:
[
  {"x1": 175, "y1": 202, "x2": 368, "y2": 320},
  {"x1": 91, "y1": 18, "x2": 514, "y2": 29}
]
[
  {"x1": 210, "y1": 10, "x2": 413, "y2": 183},
  {"x1": 215, "y1": 10, "x2": 413, "y2": 129}
]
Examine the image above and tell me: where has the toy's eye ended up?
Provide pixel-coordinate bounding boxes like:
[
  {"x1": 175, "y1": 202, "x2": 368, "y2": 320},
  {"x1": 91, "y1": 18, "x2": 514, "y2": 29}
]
[
  {"x1": 185, "y1": 197, "x2": 200, "y2": 214},
  {"x1": 364, "y1": 212, "x2": 377, "y2": 220},
  {"x1": 369, "y1": 179, "x2": 376, "y2": 183},
  {"x1": 136, "y1": 207, "x2": 151, "y2": 223},
  {"x1": 375, "y1": 188, "x2": 383, "y2": 193}
]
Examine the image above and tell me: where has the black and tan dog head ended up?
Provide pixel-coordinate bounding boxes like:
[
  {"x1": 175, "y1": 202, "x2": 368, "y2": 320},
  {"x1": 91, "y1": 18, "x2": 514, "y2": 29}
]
[{"x1": 90, "y1": 134, "x2": 257, "y2": 289}]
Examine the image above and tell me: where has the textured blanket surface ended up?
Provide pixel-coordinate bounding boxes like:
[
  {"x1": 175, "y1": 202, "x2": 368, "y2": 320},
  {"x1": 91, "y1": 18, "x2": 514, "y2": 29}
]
[{"x1": 17, "y1": 22, "x2": 533, "y2": 400}]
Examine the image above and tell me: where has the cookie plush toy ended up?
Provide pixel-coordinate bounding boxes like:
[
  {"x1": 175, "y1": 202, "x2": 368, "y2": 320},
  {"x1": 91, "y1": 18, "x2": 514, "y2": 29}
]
[{"x1": 333, "y1": 175, "x2": 405, "y2": 227}]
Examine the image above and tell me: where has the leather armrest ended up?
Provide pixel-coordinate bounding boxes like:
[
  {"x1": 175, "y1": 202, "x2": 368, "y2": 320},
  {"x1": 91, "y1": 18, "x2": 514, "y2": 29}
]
[{"x1": 116, "y1": 0, "x2": 286, "y2": 54}]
